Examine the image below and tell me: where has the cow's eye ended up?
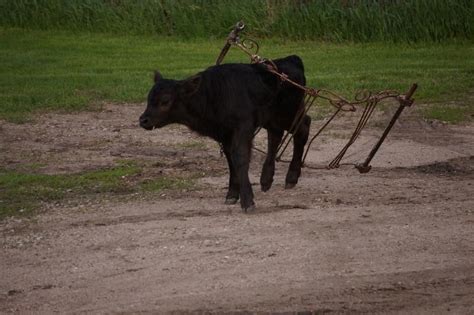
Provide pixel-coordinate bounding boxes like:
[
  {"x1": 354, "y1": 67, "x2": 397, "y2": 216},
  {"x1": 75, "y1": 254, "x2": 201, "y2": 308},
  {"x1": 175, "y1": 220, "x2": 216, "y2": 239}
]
[{"x1": 160, "y1": 95, "x2": 172, "y2": 106}]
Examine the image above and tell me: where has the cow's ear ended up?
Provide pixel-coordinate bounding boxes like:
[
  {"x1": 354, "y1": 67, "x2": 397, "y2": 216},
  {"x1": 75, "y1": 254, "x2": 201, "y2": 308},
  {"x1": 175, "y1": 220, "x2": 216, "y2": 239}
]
[
  {"x1": 154, "y1": 71, "x2": 163, "y2": 83},
  {"x1": 180, "y1": 75, "x2": 201, "y2": 97}
]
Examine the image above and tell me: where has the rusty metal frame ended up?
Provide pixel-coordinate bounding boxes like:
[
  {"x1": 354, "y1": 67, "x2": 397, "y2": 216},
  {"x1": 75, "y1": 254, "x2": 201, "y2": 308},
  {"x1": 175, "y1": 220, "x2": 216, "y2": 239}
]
[{"x1": 216, "y1": 21, "x2": 417, "y2": 173}]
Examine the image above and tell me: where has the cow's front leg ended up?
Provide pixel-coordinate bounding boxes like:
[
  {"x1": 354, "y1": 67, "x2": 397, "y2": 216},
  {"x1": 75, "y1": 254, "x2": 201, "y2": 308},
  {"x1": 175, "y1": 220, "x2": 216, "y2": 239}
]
[
  {"x1": 260, "y1": 129, "x2": 283, "y2": 192},
  {"x1": 286, "y1": 115, "x2": 311, "y2": 189},
  {"x1": 231, "y1": 127, "x2": 255, "y2": 212},
  {"x1": 222, "y1": 141, "x2": 239, "y2": 204}
]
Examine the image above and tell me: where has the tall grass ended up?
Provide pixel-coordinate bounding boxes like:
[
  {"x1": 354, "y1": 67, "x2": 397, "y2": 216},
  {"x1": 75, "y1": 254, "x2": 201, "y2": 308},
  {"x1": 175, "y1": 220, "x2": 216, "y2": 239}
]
[{"x1": 0, "y1": 0, "x2": 472, "y2": 42}]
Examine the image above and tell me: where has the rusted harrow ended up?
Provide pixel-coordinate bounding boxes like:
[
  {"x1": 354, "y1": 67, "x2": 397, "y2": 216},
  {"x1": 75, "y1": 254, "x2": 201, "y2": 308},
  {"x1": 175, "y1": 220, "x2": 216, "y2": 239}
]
[{"x1": 216, "y1": 21, "x2": 417, "y2": 173}]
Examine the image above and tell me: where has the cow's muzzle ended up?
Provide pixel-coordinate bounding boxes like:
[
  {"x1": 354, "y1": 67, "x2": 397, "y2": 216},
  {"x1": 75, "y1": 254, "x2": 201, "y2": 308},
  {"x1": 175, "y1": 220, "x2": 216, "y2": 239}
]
[{"x1": 139, "y1": 114, "x2": 154, "y2": 130}]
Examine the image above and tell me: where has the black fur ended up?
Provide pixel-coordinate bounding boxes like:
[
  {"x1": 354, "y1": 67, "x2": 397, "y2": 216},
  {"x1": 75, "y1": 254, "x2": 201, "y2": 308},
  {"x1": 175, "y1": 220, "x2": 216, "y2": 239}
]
[{"x1": 140, "y1": 55, "x2": 311, "y2": 211}]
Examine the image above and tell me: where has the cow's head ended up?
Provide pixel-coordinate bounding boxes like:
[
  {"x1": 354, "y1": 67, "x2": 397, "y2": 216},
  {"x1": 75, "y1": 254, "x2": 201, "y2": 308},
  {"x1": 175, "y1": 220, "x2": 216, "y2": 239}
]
[{"x1": 139, "y1": 71, "x2": 201, "y2": 130}]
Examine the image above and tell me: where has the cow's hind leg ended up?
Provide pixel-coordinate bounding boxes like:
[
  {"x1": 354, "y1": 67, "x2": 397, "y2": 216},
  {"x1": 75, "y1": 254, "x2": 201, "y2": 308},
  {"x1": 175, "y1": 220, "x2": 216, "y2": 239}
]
[
  {"x1": 260, "y1": 129, "x2": 283, "y2": 192},
  {"x1": 286, "y1": 114, "x2": 311, "y2": 189},
  {"x1": 231, "y1": 124, "x2": 256, "y2": 212}
]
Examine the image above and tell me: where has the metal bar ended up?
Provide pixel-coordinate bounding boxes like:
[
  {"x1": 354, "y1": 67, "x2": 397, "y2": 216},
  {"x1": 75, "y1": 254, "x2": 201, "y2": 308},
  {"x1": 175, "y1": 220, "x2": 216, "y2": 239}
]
[
  {"x1": 276, "y1": 93, "x2": 317, "y2": 161},
  {"x1": 276, "y1": 93, "x2": 310, "y2": 157},
  {"x1": 216, "y1": 21, "x2": 245, "y2": 65},
  {"x1": 301, "y1": 107, "x2": 341, "y2": 165},
  {"x1": 278, "y1": 93, "x2": 311, "y2": 152},
  {"x1": 355, "y1": 83, "x2": 418, "y2": 173},
  {"x1": 252, "y1": 146, "x2": 267, "y2": 155},
  {"x1": 328, "y1": 99, "x2": 377, "y2": 168}
]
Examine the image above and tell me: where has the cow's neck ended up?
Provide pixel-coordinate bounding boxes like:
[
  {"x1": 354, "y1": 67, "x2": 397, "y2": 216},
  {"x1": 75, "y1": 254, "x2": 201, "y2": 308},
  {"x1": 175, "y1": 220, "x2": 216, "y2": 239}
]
[{"x1": 176, "y1": 99, "x2": 222, "y2": 142}]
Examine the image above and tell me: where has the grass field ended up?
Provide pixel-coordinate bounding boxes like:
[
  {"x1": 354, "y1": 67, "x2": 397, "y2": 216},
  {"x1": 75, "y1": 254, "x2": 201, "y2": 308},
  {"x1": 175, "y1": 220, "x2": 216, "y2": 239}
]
[
  {"x1": 1, "y1": 28, "x2": 473, "y2": 123},
  {"x1": 1, "y1": 0, "x2": 472, "y2": 42}
]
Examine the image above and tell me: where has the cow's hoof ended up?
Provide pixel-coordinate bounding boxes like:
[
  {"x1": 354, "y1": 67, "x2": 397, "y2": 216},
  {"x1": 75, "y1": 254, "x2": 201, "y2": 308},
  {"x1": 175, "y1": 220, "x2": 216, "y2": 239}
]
[
  {"x1": 225, "y1": 197, "x2": 238, "y2": 205},
  {"x1": 285, "y1": 182, "x2": 296, "y2": 189},
  {"x1": 261, "y1": 182, "x2": 272, "y2": 192},
  {"x1": 243, "y1": 204, "x2": 256, "y2": 213}
]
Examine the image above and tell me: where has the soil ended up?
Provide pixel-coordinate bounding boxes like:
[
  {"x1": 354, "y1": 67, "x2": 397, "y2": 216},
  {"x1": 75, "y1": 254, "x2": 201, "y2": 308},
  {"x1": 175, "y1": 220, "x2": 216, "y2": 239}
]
[{"x1": 1, "y1": 104, "x2": 473, "y2": 313}]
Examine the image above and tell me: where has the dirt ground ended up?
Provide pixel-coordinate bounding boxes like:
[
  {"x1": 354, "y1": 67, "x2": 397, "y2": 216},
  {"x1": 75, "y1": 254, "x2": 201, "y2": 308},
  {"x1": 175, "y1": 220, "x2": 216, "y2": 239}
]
[{"x1": 1, "y1": 104, "x2": 473, "y2": 313}]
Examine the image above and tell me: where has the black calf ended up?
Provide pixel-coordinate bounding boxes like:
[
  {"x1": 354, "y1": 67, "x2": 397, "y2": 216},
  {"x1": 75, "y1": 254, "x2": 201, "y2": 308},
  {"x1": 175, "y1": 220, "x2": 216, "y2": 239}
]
[{"x1": 139, "y1": 55, "x2": 311, "y2": 211}]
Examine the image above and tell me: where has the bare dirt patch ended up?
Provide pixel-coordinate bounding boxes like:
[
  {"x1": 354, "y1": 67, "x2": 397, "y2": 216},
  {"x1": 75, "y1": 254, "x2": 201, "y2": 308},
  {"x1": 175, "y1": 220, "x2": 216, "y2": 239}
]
[{"x1": 1, "y1": 104, "x2": 473, "y2": 313}]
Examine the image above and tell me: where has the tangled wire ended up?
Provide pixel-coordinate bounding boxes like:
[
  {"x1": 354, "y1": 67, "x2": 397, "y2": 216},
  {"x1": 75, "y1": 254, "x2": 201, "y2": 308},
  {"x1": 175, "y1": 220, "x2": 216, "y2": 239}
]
[{"x1": 217, "y1": 21, "x2": 417, "y2": 173}]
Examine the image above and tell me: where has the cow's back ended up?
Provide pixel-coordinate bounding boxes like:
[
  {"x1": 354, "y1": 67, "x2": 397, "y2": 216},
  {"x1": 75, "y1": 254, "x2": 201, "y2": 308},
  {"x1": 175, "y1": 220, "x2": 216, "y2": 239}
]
[
  {"x1": 194, "y1": 55, "x2": 306, "y2": 132},
  {"x1": 272, "y1": 55, "x2": 306, "y2": 86},
  {"x1": 196, "y1": 62, "x2": 277, "y2": 125}
]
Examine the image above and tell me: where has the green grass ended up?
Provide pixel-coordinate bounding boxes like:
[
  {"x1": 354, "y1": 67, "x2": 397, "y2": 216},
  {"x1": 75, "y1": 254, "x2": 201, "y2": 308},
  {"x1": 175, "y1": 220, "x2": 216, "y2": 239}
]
[
  {"x1": 140, "y1": 177, "x2": 193, "y2": 192},
  {"x1": 422, "y1": 104, "x2": 474, "y2": 123},
  {"x1": 1, "y1": 28, "x2": 473, "y2": 122},
  {"x1": 0, "y1": 0, "x2": 472, "y2": 42},
  {"x1": 0, "y1": 161, "x2": 194, "y2": 219}
]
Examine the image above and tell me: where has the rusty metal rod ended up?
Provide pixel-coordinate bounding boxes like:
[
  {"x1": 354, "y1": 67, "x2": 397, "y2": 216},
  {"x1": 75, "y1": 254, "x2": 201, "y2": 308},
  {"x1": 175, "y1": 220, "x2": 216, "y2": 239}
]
[
  {"x1": 329, "y1": 99, "x2": 378, "y2": 168},
  {"x1": 355, "y1": 83, "x2": 418, "y2": 173},
  {"x1": 216, "y1": 21, "x2": 245, "y2": 65},
  {"x1": 276, "y1": 93, "x2": 310, "y2": 157},
  {"x1": 276, "y1": 93, "x2": 317, "y2": 161},
  {"x1": 301, "y1": 107, "x2": 341, "y2": 165}
]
